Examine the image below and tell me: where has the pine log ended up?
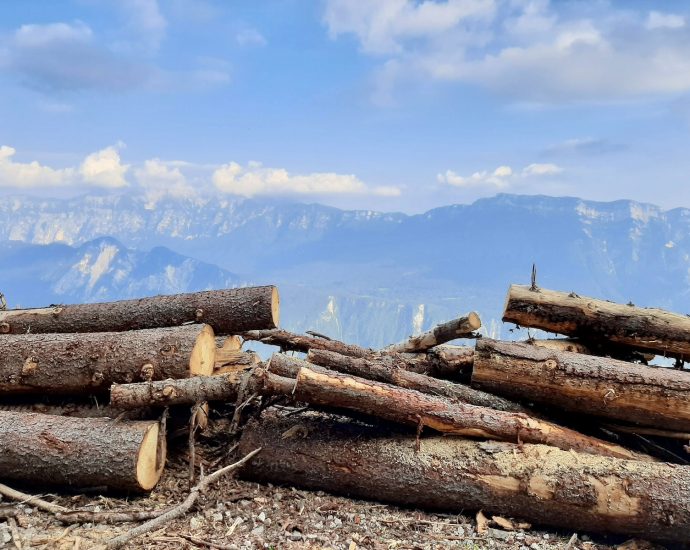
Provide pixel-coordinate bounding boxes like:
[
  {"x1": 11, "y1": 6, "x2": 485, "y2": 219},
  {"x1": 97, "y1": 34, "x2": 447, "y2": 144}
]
[
  {"x1": 384, "y1": 312, "x2": 481, "y2": 353},
  {"x1": 260, "y1": 360, "x2": 643, "y2": 460},
  {"x1": 215, "y1": 350, "x2": 261, "y2": 373},
  {"x1": 111, "y1": 373, "x2": 248, "y2": 409},
  {"x1": 472, "y1": 339, "x2": 690, "y2": 431},
  {"x1": 0, "y1": 325, "x2": 216, "y2": 396},
  {"x1": 0, "y1": 401, "x2": 154, "y2": 420},
  {"x1": 305, "y1": 349, "x2": 530, "y2": 414},
  {"x1": 503, "y1": 284, "x2": 690, "y2": 358},
  {"x1": 239, "y1": 411, "x2": 690, "y2": 544},
  {"x1": 0, "y1": 411, "x2": 166, "y2": 491},
  {"x1": 527, "y1": 338, "x2": 591, "y2": 354},
  {"x1": 0, "y1": 286, "x2": 278, "y2": 335},
  {"x1": 242, "y1": 329, "x2": 371, "y2": 357},
  {"x1": 528, "y1": 338, "x2": 655, "y2": 363},
  {"x1": 424, "y1": 345, "x2": 474, "y2": 379}
]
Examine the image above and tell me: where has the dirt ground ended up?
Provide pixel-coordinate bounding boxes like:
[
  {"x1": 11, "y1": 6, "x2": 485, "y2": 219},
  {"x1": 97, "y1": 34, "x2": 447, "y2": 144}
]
[{"x1": 0, "y1": 446, "x2": 665, "y2": 550}]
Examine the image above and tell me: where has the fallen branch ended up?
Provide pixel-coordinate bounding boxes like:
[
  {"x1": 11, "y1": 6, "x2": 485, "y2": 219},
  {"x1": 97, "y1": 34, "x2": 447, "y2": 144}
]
[
  {"x1": 384, "y1": 313, "x2": 481, "y2": 353},
  {"x1": 104, "y1": 447, "x2": 262, "y2": 549}
]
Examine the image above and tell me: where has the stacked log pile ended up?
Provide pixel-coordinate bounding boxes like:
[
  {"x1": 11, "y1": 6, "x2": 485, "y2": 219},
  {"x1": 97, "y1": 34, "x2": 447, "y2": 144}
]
[{"x1": 3, "y1": 283, "x2": 690, "y2": 546}]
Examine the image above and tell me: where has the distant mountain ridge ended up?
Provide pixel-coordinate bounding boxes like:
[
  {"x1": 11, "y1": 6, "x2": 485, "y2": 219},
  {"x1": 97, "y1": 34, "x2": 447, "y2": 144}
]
[{"x1": 1, "y1": 193, "x2": 689, "y2": 347}]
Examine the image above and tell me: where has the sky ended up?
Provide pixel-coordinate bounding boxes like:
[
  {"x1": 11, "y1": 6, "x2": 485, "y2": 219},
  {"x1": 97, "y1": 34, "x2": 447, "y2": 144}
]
[{"x1": 2, "y1": 0, "x2": 690, "y2": 213}]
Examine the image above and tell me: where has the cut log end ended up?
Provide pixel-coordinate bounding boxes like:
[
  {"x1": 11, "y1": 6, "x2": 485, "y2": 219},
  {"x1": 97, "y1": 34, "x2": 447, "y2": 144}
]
[
  {"x1": 190, "y1": 324, "x2": 216, "y2": 376},
  {"x1": 136, "y1": 423, "x2": 166, "y2": 491},
  {"x1": 466, "y1": 311, "x2": 481, "y2": 331},
  {"x1": 270, "y1": 286, "x2": 280, "y2": 328}
]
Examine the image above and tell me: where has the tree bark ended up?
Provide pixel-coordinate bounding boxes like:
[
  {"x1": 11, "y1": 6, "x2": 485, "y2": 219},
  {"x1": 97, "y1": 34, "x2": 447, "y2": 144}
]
[
  {"x1": 472, "y1": 338, "x2": 690, "y2": 431},
  {"x1": 110, "y1": 373, "x2": 248, "y2": 409},
  {"x1": 0, "y1": 411, "x2": 166, "y2": 491},
  {"x1": 260, "y1": 360, "x2": 644, "y2": 460},
  {"x1": 503, "y1": 284, "x2": 690, "y2": 358},
  {"x1": 239, "y1": 411, "x2": 690, "y2": 544},
  {"x1": 306, "y1": 349, "x2": 530, "y2": 414},
  {"x1": 215, "y1": 351, "x2": 261, "y2": 373},
  {"x1": 0, "y1": 286, "x2": 279, "y2": 335},
  {"x1": 0, "y1": 401, "x2": 154, "y2": 420},
  {"x1": 384, "y1": 313, "x2": 481, "y2": 353},
  {"x1": 242, "y1": 329, "x2": 371, "y2": 357},
  {"x1": 0, "y1": 325, "x2": 216, "y2": 396}
]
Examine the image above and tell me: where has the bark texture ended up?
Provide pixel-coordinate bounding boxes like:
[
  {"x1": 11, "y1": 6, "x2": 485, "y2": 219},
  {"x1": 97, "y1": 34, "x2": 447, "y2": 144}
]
[
  {"x1": 239, "y1": 411, "x2": 690, "y2": 544},
  {"x1": 0, "y1": 402, "x2": 153, "y2": 420},
  {"x1": 261, "y1": 361, "x2": 642, "y2": 460},
  {"x1": 0, "y1": 286, "x2": 278, "y2": 335},
  {"x1": 215, "y1": 350, "x2": 261, "y2": 373},
  {"x1": 472, "y1": 338, "x2": 690, "y2": 431},
  {"x1": 385, "y1": 313, "x2": 481, "y2": 353},
  {"x1": 0, "y1": 325, "x2": 215, "y2": 396},
  {"x1": 111, "y1": 373, "x2": 246, "y2": 409},
  {"x1": 0, "y1": 411, "x2": 165, "y2": 491},
  {"x1": 242, "y1": 329, "x2": 371, "y2": 357},
  {"x1": 503, "y1": 284, "x2": 690, "y2": 357},
  {"x1": 306, "y1": 349, "x2": 529, "y2": 414}
]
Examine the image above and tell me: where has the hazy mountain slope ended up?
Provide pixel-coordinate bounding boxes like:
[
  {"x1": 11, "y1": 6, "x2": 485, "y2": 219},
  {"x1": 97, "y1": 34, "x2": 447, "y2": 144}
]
[{"x1": 1, "y1": 193, "x2": 689, "y2": 347}]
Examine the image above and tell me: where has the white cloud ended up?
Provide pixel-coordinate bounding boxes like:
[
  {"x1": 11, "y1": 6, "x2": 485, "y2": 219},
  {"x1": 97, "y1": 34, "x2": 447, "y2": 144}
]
[
  {"x1": 134, "y1": 158, "x2": 195, "y2": 200},
  {"x1": 212, "y1": 161, "x2": 400, "y2": 197},
  {"x1": 0, "y1": 145, "x2": 75, "y2": 188},
  {"x1": 646, "y1": 11, "x2": 685, "y2": 30},
  {"x1": 236, "y1": 29, "x2": 267, "y2": 47},
  {"x1": 115, "y1": 0, "x2": 168, "y2": 54},
  {"x1": 80, "y1": 146, "x2": 130, "y2": 188},
  {"x1": 324, "y1": 0, "x2": 690, "y2": 104},
  {"x1": 438, "y1": 162, "x2": 562, "y2": 189},
  {"x1": 522, "y1": 163, "x2": 562, "y2": 176}
]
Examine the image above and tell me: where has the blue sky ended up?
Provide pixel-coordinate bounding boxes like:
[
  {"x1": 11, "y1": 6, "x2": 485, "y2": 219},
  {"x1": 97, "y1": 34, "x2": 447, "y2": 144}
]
[{"x1": 2, "y1": 0, "x2": 690, "y2": 212}]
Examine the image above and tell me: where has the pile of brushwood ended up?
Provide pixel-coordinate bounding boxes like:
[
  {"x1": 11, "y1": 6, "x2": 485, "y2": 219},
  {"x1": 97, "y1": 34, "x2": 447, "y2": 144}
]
[{"x1": 1, "y1": 283, "x2": 690, "y2": 547}]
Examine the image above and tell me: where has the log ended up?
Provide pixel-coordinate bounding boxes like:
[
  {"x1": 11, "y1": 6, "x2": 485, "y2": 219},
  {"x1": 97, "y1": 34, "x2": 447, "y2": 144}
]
[
  {"x1": 384, "y1": 312, "x2": 481, "y2": 353},
  {"x1": 528, "y1": 338, "x2": 655, "y2": 363},
  {"x1": 0, "y1": 325, "x2": 216, "y2": 396},
  {"x1": 239, "y1": 411, "x2": 690, "y2": 544},
  {"x1": 242, "y1": 329, "x2": 370, "y2": 357},
  {"x1": 0, "y1": 411, "x2": 165, "y2": 491},
  {"x1": 244, "y1": 329, "x2": 474, "y2": 379},
  {"x1": 261, "y1": 360, "x2": 644, "y2": 460},
  {"x1": 0, "y1": 286, "x2": 279, "y2": 335},
  {"x1": 0, "y1": 401, "x2": 154, "y2": 420},
  {"x1": 527, "y1": 338, "x2": 591, "y2": 354},
  {"x1": 111, "y1": 374, "x2": 247, "y2": 409},
  {"x1": 472, "y1": 339, "x2": 690, "y2": 431},
  {"x1": 305, "y1": 349, "x2": 530, "y2": 414},
  {"x1": 503, "y1": 284, "x2": 690, "y2": 358},
  {"x1": 215, "y1": 350, "x2": 261, "y2": 373}
]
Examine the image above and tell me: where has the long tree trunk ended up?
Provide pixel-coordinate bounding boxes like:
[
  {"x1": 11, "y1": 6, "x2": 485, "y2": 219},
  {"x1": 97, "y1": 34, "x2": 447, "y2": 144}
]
[
  {"x1": 0, "y1": 411, "x2": 166, "y2": 491},
  {"x1": 242, "y1": 329, "x2": 371, "y2": 357},
  {"x1": 110, "y1": 373, "x2": 247, "y2": 409},
  {"x1": 261, "y1": 359, "x2": 644, "y2": 460},
  {"x1": 384, "y1": 313, "x2": 481, "y2": 353},
  {"x1": 0, "y1": 401, "x2": 154, "y2": 420},
  {"x1": 0, "y1": 325, "x2": 216, "y2": 396},
  {"x1": 239, "y1": 411, "x2": 690, "y2": 544},
  {"x1": 305, "y1": 349, "x2": 530, "y2": 414},
  {"x1": 472, "y1": 338, "x2": 690, "y2": 431},
  {"x1": 503, "y1": 284, "x2": 690, "y2": 358},
  {"x1": 0, "y1": 286, "x2": 279, "y2": 335}
]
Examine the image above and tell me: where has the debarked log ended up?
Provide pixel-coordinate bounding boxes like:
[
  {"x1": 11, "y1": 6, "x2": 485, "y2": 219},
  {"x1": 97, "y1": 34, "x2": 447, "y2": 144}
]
[
  {"x1": 0, "y1": 325, "x2": 215, "y2": 396},
  {"x1": 305, "y1": 349, "x2": 529, "y2": 414},
  {"x1": 261, "y1": 359, "x2": 645, "y2": 460},
  {"x1": 239, "y1": 411, "x2": 690, "y2": 543},
  {"x1": 0, "y1": 411, "x2": 166, "y2": 491},
  {"x1": 0, "y1": 286, "x2": 279, "y2": 335},
  {"x1": 472, "y1": 338, "x2": 690, "y2": 431},
  {"x1": 384, "y1": 312, "x2": 481, "y2": 353},
  {"x1": 503, "y1": 284, "x2": 690, "y2": 358}
]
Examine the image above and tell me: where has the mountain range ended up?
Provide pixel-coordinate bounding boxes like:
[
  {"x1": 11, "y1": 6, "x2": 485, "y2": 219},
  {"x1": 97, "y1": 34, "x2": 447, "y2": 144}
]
[{"x1": 1, "y1": 192, "x2": 688, "y2": 347}]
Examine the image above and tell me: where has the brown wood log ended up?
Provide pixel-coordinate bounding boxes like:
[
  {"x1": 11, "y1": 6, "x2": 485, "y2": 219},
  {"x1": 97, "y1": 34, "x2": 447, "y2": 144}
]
[
  {"x1": 472, "y1": 339, "x2": 690, "y2": 431},
  {"x1": 0, "y1": 411, "x2": 165, "y2": 491},
  {"x1": 239, "y1": 411, "x2": 690, "y2": 544},
  {"x1": 260, "y1": 359, "x2": 644, "y2": 460},
  {"x1": 384, "y1": 312, "x2": 481, "y2": 353},
  {"x1": 0, "y1": 286, "x2": 278, "y2": 335},
  {"x1": 503, "y1": 284, "x2": 690, "y2": 358},
  {"x1": 528, "y1": 338, "x2": 655, "y2": 363},
  {"x1": 111, "y1": 373, "x2": 248, "y2": 409},
  {"x1": 527, "y1": 338, "x2": 591, "y2": 354},
  {"x1": 305, "y1": 349, "x2": 530, "y2": 414},
  {"x1": 215, "y1": 350, "x2": 261, "y2": 373},
  {"x1": 0, "y1": 401, "x2": 154, "y2": 420},
  {"x1": 242, "y1": 329, "x2": 371, "y2": 357},
  {"x1": 424, "y1": 345, "x2": 474, "y2": 378},
  {"x1": 0, "y1": 325, "x2": 216, "y2": 396}
]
